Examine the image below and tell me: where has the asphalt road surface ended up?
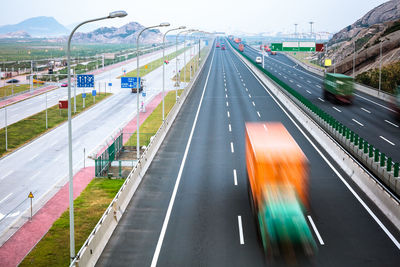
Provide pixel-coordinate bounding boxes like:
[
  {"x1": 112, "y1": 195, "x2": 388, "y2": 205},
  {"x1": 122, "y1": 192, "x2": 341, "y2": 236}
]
[
  {"x1": 97, "y1": 41, "x2": 400, "y2": 266},
  {"x1": 236, "y1": 43, "x2": 400, "y2": 163}
]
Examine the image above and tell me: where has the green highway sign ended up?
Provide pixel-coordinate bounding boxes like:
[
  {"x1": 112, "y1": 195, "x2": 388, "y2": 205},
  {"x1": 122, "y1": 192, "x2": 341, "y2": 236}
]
[{"x1": 271, "y1": 42, "x2": 315, "y2": 52}]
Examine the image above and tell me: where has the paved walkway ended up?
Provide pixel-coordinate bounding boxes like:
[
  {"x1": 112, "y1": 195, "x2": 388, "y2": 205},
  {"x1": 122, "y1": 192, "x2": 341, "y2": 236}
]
[
  {"x1": 0, "y1": 167, "x2": 94, "y2": 267},
  {"x1": 0, "y1": 90, "x2": 168, "y2": 266}
]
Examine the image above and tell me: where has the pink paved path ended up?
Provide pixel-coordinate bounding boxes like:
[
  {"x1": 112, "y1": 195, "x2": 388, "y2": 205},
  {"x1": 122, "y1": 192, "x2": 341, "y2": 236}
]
[
  {"x1": 0, "y1": 167, "x2": 94, "y2": 267},
  {"x1": 0, "y1": 91, "x2": 167, "y2": 266}
]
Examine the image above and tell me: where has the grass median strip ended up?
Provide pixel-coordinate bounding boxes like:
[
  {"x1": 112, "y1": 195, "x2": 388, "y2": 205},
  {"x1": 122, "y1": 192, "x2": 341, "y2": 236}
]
[
  {"x1": 0, "y1": 84, "x2": 42, "y2": 98},
  {"x1": 0, "y1": 92, "x2": 110, "y2": 157},
  {"x1": 20, "y1": 178, "x2": 125, "y2": 267},
  {"x1": 173, "y1": 46, "x2": 210, "y2": 83},
  {"x1": 125, "y1": 89, "x2": 183, "y2": 146},
  {"x1": 119, "y1": 47, "x2": 188, "y2": 79}
]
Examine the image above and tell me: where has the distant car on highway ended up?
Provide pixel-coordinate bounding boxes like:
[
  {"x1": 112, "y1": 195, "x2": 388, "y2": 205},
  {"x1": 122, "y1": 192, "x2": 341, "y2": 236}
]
[
  {"x1": 7, "y1": 79, "x2": 19, "y2": 83},
  {"x1": 61, "y1": 83, "x2": 68, "y2": 87},
  {"x1": 221, "y1": 45, "x2": 226, "y2": 50},
  {"x1": 255, "y1": 57, "x2": 262, "y2": 64},
  {"x1": 216, "y1": 43, "x2": 220, "y2": 48},
  {"x1": 270, "y1": 51, "x2": 277, "y2": 55}
]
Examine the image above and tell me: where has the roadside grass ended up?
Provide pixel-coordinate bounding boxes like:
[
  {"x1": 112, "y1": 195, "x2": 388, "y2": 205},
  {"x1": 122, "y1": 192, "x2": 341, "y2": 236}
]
[
  {"x1": 287, "y1": 52, "x2": 325, "y2": 70},
  {"x1": 0, "y1": 92, "x2": 110, "y2": 157},
  {"x1": 20, "y1": 178, "x2": 125, "y2": 267},
  {"x1": 125, "y1": 89, "x2": 183, "y2": 146},
  {"x1": 119, "y1": 47, "x2": 189, "y2": 79},
  {"x1": 173, "y1": 46, "x2": 210, "y2": 82},
  {"x1": 0, "y1": 84, "x2": 41, "y2": 98}
]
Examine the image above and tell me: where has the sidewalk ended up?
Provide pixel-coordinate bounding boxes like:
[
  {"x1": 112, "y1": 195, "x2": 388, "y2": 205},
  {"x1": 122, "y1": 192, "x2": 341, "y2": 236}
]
[{"x1": 0, "y1": 91, "x2": 166, "y2": 267}]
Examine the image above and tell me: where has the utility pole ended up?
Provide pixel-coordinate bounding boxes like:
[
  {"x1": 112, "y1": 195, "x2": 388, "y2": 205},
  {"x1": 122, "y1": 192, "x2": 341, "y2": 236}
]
[
  {"x1": 309, "y1": 22, "x2": 314, "y2": 38},
  {"x1": 294, "y1": 24, "x2": 298, "y2": 39}
]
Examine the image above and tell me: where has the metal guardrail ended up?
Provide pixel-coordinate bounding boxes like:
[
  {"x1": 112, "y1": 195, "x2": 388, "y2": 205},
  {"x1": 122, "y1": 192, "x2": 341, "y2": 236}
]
[
  {"x1": 231, "y1": 40, "x2": 400, "y2": 197},
  {"x1": 70, "y1": 41, "x2": 213, "y2": 267}
]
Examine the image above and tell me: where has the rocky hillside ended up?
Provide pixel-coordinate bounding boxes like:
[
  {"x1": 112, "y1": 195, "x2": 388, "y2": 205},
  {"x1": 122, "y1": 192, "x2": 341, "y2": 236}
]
[
  {"x1": 314, "y1": 0, "x2": 400, "y2": 78},
  {"x1": 70, "y1": 22, "x2": 163, "y2": 44}
]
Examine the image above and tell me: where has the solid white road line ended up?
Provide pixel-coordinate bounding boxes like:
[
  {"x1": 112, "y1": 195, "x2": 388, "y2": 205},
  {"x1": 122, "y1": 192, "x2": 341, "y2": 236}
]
[
  {"x1": 257, "y1": 111, "x2": 261, "y2": 118},
  {"x1": 231, "y1": 142, "x2": 234, "y2": 153},
  {"x1": 352, "y1": 119, "x2": 364, "y2": 127},
  {"x1": 361, "y1": 107, "x2": 371, "y2": 114},
  {"x1": 355, "y1": 93, "x2": 396, "y2": 113},
  {"x1": 306, "y1": 90, "x2": 312, "y2": 94},
  {"x1": 228, "y1": 124, "x2": 232, "y2": 132},
  {"x1": 227, "y1": 111, "x2": 230, "y2": 118},
  {"x1": 318, "y1": 97, "x2": 325, "y2": 102},
  {"x1": 2, "y1": 170, "x2": 14, "y2": 180},
  {"x1": 150, "y1": 48, "x2": 215, "y2": 267},
  {"x1": 332, "y1": 107, "x2": 342, "y2": 113},
  {"x1": 385, "y1": 120, "x2": 399, "y2": 128},
  {"x1": 380, "y1": 136, "x2": 395, "y2": 146},
  {"x1": 0, "y1": 193, "x2": 13, "y2": 205},
  {"x1": 252, "y1": 101, "x2": 255, "y2": 106},
  {"x1": 237, "y1": 216, "x2": 245, "y2": 245},
  {"x1": 307, "y1": 216, "x2": 324, "y2": 245},
  {"x1": 236, "y1": 52, "x2": 400, "y2": 250},
  {"x1": 233, "y1": 169, "x2": 238, "y2": 186}
]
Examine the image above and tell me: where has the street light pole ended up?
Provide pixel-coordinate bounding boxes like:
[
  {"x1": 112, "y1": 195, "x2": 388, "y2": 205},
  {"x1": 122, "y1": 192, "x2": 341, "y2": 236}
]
[
  {"x1": 353, "y1": 41, "x2": 356, "y2": 78},
  {"x1": 136, "y1": 22, "x2": 170, "y2": 160},
  {"x1": 379, "y1": 39, "x2": 382, "y2": 92},
  {"x1": 162, "y1": 26, "x2": 185, "y2": 122},
  {"x1": 175, "y1": 29, "x2": 190, "y2": 101},
  {"x1": 66, "y1": 10, "x2": 127, "y2": 262}
]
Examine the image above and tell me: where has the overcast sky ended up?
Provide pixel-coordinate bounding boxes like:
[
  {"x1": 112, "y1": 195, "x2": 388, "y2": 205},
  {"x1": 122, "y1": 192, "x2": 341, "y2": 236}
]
[{"x1": 0, "y1": 0, "x2": 389, "y2": 34}]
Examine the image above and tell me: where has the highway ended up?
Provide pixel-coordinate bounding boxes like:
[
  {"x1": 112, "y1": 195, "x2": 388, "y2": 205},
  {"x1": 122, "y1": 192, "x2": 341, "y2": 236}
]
[
  {"x1": 236, "y1": 43, "x2": 400, "y2": 163},
  {"x1": 97, "y1": 41, "x2": 400, "y2": 266},
  {"x1": 0, "y1": 43, "x2": 200, "y2": 244}
]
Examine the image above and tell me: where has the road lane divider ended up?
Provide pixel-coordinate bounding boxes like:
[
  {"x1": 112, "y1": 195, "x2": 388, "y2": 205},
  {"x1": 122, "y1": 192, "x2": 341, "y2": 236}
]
[
  {"x1": 233, "y1": 169, "x2": 238, "y2": 186},
  {"x1": 237, "y1": 216, "x2": 245, "y2": 245},
  {"x1": 307, "y1": 216, "x2": 324, "y2": 245}
]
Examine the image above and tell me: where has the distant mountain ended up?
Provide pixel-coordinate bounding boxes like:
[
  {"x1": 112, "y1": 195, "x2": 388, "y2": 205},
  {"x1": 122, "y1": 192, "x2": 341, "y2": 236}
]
[
  {"x1": 0, "y1": 31, "x2": 31, "y2": 39},
  {"x1": 0, "y1": 16, "x2": 69, "y2": 37},
  {"x1": 330, "y1": 0, "x2": 400, "y2": 45},
  {"x1": 70, "y1": 22, "x2": 163, "y2": 44}
]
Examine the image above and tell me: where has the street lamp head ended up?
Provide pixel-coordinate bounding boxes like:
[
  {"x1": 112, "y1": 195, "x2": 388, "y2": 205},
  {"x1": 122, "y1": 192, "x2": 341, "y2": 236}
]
[
  {"x1": 160, "y1": 22, "x2": 170, "y2": 27},
  {"x1": 108, "y1": 11, "x2": 128, "y2": 18}
]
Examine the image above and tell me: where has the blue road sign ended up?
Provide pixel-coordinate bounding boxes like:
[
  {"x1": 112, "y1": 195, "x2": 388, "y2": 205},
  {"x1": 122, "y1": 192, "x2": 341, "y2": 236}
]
[
  {"x1": 121, "y1": 77, "x2": 141, "y2": 88},
  {"x1": 82, "y1": 93, "x2": 86, "y2": 98},
  {"x1": 108, "y1": 83, "x2": 112, "y2": 87},
  {"x1": 92, "y1": 90, "x2": 96, "y2": 96},
  {"x1": 77, "y1": 75, "x2": 94, "y2": 88},
  {"x1": 142, "y1": 92, "x2": 146, "y2": 97}
]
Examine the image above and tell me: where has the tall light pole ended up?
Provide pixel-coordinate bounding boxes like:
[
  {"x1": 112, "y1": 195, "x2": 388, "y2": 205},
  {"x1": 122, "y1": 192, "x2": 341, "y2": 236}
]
[
  {"x1": 163, "y1": 26, "x2": 185, "y2": 122},
  {"x1": 136, "y1": 22, "x2": 170, "y2": 160},
  {"x1": 66, "y1": 10, "x2": 127, "y2": 262},
  {"x1": 353, "y1": 40, "x2": 356, "y2": 78},
  {"x1": 309, "y1": 21, "x2": 314, "y2": 38},
  {"x1": 294, "y1": 23, "x2": 298, "y2": 39},
  {"x1": 175, "y1": 29, "x2": 194, "y2": 101},
  {"x1": 183, "y1": 29, "x2": 197, "y2": 87},
  {"x1": 379, "y1": 39, "x2": 383, "y2": 92}
]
